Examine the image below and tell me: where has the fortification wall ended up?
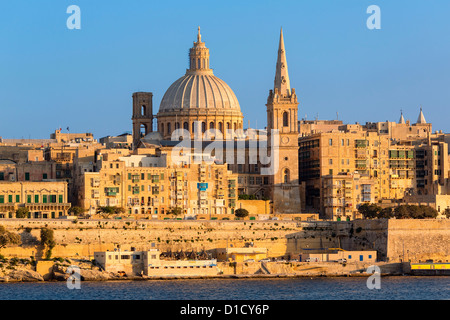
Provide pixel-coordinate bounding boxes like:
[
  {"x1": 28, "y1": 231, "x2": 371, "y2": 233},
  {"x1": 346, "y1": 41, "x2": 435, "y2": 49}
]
[{"x1": 0, "y1": 219, "x2": 448, "y2": 263}]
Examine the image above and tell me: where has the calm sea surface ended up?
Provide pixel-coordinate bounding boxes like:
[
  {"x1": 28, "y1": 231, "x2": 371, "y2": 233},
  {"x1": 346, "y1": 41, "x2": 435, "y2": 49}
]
[{"x1": 0, "y1": 277, "x2": 448, "y2": 300}]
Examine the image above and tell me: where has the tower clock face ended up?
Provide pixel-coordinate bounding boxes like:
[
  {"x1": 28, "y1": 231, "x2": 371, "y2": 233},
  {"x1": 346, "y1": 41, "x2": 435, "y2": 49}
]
[{"x1": 282, "y1": 136, "x2": 290, "y2": 144}]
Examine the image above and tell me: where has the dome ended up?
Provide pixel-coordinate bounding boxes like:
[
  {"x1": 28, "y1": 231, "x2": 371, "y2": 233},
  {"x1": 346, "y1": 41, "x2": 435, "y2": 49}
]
[
  {"x1": 156, "y1": 27, "x2": 244, "y2": 139},
  {"x1": 158, "y1": 73, "x2": 241, "y2": 113}
]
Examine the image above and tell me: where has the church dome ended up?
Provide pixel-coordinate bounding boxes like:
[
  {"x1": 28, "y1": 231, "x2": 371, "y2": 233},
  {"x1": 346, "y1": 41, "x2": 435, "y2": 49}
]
[
  {"x1": 158, "y1": 73, "x2": 241, "y2": 113},
  {"x1": 156, "y1": 27, "x2": 244, "y2": 139}
]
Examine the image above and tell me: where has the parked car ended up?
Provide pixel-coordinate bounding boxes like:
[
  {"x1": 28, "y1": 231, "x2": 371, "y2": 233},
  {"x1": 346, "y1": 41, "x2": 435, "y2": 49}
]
[
  {"x1": 244, "y1": 259, "x2": 255, "y2": 263},
  {"x1": 305, "y1": 258, "x2": 311, "y2": 262},
  {"x1": 258, "y1": 259, "x2": 270, "y2": 262},
  {"x1": 337, "y1": 258, "x2": 347, "y2": 264}
]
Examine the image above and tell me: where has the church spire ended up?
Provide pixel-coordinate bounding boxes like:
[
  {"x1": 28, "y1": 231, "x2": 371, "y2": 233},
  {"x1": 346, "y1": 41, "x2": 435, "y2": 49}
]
[
  {"x1": 274, "y1": 27, "x2": 291, "y2": 96},
  {"x1": 399, "y1": 109, "x2": 405, "y2": 124},
  {"x1": 417, "y1": 106, "x2": 427, "y2": 124}
]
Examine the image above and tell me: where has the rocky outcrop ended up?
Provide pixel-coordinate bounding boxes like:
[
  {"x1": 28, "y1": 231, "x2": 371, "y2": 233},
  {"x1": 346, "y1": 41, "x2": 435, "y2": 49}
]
[
  {"x1": 79, "y1": 269, "x2": 112, "y2": 281},
  {"x1": 51, "y1": 263, "x2": 112, "y2": 281},
  {"x1": 4, "y1": 269, "x2": 44, "y2": 282}
]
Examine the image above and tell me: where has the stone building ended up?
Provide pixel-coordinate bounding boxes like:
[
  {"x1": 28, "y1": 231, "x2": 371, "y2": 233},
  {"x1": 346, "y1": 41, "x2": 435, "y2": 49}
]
[
  {"x1": 0, "y1": 181, "x2": 70, "y2": 219},
  {"x1": 76, "y1": 148, "x2": 239, "y2": 219},
  {"x1": 299, "y1": 109, "x2": 450, "y2": 218}
]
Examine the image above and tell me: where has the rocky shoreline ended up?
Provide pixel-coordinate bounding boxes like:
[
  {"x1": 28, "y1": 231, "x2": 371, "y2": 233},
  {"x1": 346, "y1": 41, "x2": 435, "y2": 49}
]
[{"x1": 0, "y1": 257, "x2": 417, "y2": 283}]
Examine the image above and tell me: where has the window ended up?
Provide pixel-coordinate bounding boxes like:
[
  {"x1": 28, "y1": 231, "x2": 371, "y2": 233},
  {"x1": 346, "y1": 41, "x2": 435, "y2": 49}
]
[
  {"x1": 282, "y1": 112, "x2": 289, "y2": 127},
  {"x1": 25, "y1": 172, "x2": 30, "y2": 181},
  {"x1": 15, "y1": 195, "x2": 20, "y2": 203},
  {"x1": 27, "y1": 195, "x2": 32, "y2": 203},
  {"x1": 329, "y1": 139, "x2": 333, "y2": 146},
  {"x1": 35, "y1": 195, "x2": 39, "y2": 203},
  {"x1": 329, "y1": 159, "x2": 333, "y2": 165},
  {"x1": 8, "y1": 195, "x2": 13, "y2": 203},
  {"x1": 59, "y1": 195, "x2": 63, "y2": 203},
  {"x1": 43, "y1": 195, "x2": 47, "y2": 204},
  {"x1": 0, "y1": 196, "x2": 4, "y2": 204},
  {"x1": 283, "y1": 169, "x2": 290, "y2": 184},
  {"x1": 43, "y1": 173, "x2": 48, "y2": 179}
]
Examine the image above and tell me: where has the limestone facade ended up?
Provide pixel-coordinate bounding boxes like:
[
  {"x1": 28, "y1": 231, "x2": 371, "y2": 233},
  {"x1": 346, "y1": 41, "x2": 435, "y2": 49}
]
[
  {"x1": 76, "y1": 149, "x2": 239, "y2": 218},
  {"x1": 0, "y1": 181, "x2": 70, "y2": 218}
]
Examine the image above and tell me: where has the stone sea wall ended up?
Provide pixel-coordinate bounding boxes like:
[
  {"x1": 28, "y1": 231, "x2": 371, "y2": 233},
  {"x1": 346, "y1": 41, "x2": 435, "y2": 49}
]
[{"x1": 0, "y1": 219, "x2": 448, "y2": 263}]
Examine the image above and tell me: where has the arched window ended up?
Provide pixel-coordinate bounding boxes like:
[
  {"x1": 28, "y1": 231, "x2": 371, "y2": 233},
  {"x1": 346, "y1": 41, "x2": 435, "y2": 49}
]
[
  {"x1": 192, "y1": 122, "x2": 196, "y2": 133},
  {"x1": 202, "y1": 122, "x2": 206, "y2": 133},
  {"x1": 283, "y1": 111, "x2": 289, "y2": 127},
  {"x1": 175, "y1": 122, "x2": 180, "y2": 130},
  {"x1": 218, "y1": 122, "x2": 223, "y2": 133},
  {"x1": 209, "y1": 122, "x2": 214, "y2": 129},
  {"x1": 141, "y1": 105, "x2": 146, "y2": 116},
  {"x1": 167, "y1": 123, "x2": 171, "y2": 134},
  {"x1": 140, "y1": 124, "x2": 147, "y2": 137},
  {"x1": 283, "y1": 169, "x2": 290, "y2": 184},
  {"x1": 160, "y1": 123, "x2": 164, "y2": 134},
  {"x1": 227, "y1": 122, "x2": 231, "y2": 130},
  {"x1": 198, "y1": 58, "x2": 201, "y2": 69},
  {"x1": 183, "y1": 122, "x2": 189, "y2": 131}
]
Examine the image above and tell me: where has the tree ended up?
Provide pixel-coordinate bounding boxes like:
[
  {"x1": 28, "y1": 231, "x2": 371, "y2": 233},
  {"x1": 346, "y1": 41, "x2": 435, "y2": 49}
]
[
  {"x1": 394, "y1": 205, "x2": 438, "y2": 219},
  {"x1": 15, "y1": 207, "x2": 30, "y2": 219},
  {"x1": 419, "y1": 205, "x2": 438, "y2": 219},
  {"x1": 444, "y1": 208, "x2": 450, "y2": 219},
  {"x1": 68, "y1": 206, "x2": 87, "y2": 216},
  {"x1": 0, "y1": 225, "x2": 21, "y2": 248},
  {"x1": 394, "y1": 205, "x2": 410, "y2": 219},
  {"x1": 97, "y1": 206, "x2": 125, "y2": 218},
  {"x1": 358, "y1": 203, "x2": 381, "y2": 219},
  {"x1": 378, "y1": 207, "x2": 394, "y2": 219},
  {"x1": 168, "y1": 207, "x2": 183, "y2": 216},
  {"x1": 234, "y1": 208, "x2": 249, "y2": 219},
  {"x1": 40, "y1": 228, "x2": 56, "y2": 260}
]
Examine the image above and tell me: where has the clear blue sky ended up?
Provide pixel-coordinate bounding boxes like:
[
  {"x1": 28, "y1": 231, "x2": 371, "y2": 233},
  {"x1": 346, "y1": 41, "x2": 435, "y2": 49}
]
[{"x1": 1, "y1": 0, "x2": 449, "y2": 139}]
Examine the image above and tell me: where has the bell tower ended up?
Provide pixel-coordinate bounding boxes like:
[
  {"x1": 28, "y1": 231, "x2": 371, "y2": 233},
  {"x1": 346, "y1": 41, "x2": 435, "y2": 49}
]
[
  {"x1": 266, "y1": 28, "x2": 301, "y2": 213},
  {"x1": 132, "y1": 92, "x2": 153, "y2": 148}
]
